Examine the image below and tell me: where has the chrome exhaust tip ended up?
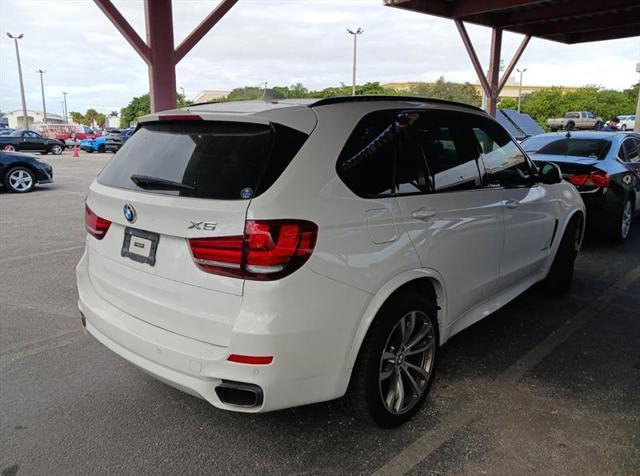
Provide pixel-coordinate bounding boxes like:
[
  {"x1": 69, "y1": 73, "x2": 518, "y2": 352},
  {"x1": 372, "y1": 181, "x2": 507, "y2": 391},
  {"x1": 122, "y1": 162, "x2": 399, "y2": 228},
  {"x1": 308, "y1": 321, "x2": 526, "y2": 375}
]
[{"x1": 215, "y1": 380, "x2": 263, "y2": 408}]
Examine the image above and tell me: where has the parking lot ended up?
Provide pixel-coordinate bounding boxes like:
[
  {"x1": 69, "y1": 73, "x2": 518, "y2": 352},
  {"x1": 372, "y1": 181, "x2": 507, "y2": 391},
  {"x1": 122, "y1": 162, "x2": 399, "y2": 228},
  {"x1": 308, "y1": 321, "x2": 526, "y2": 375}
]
[{"x1": 1, "y1": 152, "x2": 639, "y2": 475}]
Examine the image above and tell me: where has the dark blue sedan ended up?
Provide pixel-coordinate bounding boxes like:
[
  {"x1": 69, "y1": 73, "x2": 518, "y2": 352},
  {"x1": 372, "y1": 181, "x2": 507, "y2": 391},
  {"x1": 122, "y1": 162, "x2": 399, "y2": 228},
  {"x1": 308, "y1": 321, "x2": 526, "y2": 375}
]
[
  {"x1": 522, "y1": 131, "x2": 640, "y2": 242},
  {"x1": 0, "y1": 150, "x2": 54, "y2": 193}
]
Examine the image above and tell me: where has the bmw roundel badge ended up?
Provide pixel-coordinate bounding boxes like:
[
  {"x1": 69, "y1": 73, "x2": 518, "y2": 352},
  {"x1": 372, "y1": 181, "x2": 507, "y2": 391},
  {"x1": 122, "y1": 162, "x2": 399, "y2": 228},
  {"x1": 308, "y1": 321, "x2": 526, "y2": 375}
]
[{"x1": 123, "y1": 203, "x2": 137, "y2": 223}]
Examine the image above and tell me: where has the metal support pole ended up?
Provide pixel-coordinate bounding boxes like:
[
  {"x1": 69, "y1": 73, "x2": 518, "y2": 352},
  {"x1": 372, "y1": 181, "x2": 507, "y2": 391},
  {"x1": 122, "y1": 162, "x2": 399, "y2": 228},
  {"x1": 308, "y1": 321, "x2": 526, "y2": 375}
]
[
  {"x1": 38, "y1": 69, "x2": 48, "y2": 123},
  {"x1": 487, "y1": 28, "x2": 502, "y2": 117},
  {"x1": 516, "y1": 68, "x2": 526, "y2": 112},
  {"x1": 62, "y1": 92, "x2": 68, "y2": 124},
  {"x1": 7, "y1": 33, "x2": 29, "y2": 128},
  {"x1": 635, "y1": 63, "x2": 640, "y2": 132},
  {"x1": 347, "y1": 28, "x2": 363, "y2": 96},
  {"x1": 352, "y1": 33, "x2": 357, "y2": 96}
]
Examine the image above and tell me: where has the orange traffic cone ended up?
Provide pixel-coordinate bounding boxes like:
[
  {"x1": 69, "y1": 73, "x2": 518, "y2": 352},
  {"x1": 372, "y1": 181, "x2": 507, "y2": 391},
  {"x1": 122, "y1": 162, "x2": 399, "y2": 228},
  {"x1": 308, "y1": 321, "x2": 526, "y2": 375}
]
[{"x1": 73, "y1": 143, "x2": 79, "y2": 158}]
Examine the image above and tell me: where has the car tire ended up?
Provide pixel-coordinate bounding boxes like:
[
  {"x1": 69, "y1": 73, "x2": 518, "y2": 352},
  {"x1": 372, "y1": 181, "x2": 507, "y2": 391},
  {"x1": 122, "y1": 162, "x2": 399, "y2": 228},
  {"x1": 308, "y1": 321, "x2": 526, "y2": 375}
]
[
  {"x1": 5, "y1": 166, "x2": 36, "y2": 193},
  {"x1": 610, "y1": 196, "x2": 634, "y2": 244},
  {"x1": 621, "y1": 124, "x2": 627, "y2": 131},
  {"x1": 98, "y1": 144, "x2": 105, "y2": 153},
  {"x1": 543, "y1": 216, "x2": 581, "y2": 293},
  {"x1": 344, "y1": 292, "x2": 438, "y2": 428},
  {"x1": 3, "y1": 144, "x2": 17, "y2": 152},
  {"x1": 50, "y1": 144, "x2": 63, "y2": 155},
  {"x1": 595, "y1": 121, "x2": 602, "y2": 131},
  {"x1": 566, "y1": 122, "x2": 575, "y2": 131}
]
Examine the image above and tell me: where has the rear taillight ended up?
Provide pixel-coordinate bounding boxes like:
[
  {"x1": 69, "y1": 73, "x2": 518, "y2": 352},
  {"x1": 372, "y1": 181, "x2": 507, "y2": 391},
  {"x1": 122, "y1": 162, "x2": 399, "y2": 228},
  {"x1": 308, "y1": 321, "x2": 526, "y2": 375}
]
[
  {"x1": 85, "y1": 205, "x2": 111, "y2": 240},
  {"x1": 188, "y1": 220, "x2": 318, "y2": 281},
  {"x1": 567, "y1": 172, "x2": 610, "y2": 188}
]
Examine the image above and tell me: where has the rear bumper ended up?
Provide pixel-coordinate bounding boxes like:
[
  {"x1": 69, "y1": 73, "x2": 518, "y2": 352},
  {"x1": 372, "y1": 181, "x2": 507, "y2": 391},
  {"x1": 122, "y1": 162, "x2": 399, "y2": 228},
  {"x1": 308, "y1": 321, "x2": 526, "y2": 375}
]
[{"x1": 76, "y1": 248, "x2": 370, "y2": 412}]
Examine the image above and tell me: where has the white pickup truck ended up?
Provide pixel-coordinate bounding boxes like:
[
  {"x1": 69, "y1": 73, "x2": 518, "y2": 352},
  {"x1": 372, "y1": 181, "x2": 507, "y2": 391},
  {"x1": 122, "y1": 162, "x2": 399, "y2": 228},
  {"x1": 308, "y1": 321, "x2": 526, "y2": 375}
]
[{"x1": 547, "y1": 111, "x2": 603, "y2": 131}]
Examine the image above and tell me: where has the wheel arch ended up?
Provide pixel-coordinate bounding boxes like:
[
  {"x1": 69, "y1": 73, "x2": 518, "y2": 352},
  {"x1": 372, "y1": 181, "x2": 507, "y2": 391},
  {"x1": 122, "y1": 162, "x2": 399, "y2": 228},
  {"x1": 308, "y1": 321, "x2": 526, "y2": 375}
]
[
  {"x1": 552, "y1": 209, "x2": 585, "y2": 260},
  {"x1": 340, "y1": 269, "x2": 447, "y2": 393}
]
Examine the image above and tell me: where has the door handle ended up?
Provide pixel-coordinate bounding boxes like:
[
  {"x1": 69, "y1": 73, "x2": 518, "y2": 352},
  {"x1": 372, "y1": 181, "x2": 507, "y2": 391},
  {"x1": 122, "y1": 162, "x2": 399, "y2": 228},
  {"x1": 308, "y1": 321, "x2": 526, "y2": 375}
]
[
  {"x1": 411, "y1": 208, "x2": 438, "y2": 220},
  {"x1": 504, "y1": 199, "x2": 520, "y2": 209}
]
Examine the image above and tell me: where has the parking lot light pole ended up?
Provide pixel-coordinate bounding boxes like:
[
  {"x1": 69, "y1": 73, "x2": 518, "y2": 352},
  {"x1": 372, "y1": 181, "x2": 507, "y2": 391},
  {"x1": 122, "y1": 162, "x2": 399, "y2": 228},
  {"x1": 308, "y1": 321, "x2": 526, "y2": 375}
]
[
  {"x1": 347, "y1": 27, "x2": 363, "y2": 96},
  {"x1": 62, "y1": 92, "x2": 68, "y2": 124},
  {"x1": 37, "y1": 69, "x2": 48, "y2": 123},
  {"x1": 7, "y1": 33, "x2": 29, "y2": 128},
  {"x1": 516, "y1": 67, "x2": 527, "y2": 112}
]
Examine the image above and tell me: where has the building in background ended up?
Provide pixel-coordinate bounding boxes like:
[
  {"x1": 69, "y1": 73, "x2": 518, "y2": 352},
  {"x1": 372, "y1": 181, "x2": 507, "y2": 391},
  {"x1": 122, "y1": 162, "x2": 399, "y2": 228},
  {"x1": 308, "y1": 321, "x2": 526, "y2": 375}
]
[
  {"x1": 105, "y1": 114, "x2": 120, "y2": 129},
  {"x1": 0, "y1": 113, "x2": 9, "y2": 129},
  {"x1": 6, "y1": 110, "x2": 65, "y2": 128},
  {"x1": 384, "y1": 78, "x2": 579, "y2": 101},
  {"x1": 192, "y1": 90, "x2": 230, "y2": 103}
]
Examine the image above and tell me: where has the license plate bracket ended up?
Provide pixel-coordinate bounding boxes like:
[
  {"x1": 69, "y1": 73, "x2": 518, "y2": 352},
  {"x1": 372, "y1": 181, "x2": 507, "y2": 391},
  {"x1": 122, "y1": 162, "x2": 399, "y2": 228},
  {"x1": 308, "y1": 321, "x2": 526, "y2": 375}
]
[{"x1": 121, "y1": 227, "x2": 160, "y2": 266}]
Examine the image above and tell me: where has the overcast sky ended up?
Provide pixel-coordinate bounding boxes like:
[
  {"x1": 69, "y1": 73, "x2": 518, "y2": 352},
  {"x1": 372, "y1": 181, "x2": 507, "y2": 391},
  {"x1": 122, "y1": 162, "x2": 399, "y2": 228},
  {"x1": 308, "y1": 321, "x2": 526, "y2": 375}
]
[{"x1": 1, "y1": 0, "x2": 638, "y2": 116}]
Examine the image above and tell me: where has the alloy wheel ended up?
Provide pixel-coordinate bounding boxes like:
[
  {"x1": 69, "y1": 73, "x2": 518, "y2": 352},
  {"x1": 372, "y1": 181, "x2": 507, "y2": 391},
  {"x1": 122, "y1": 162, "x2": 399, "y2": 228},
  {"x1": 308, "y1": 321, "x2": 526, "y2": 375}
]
[
  {"x1": 378, "y1": 310, "x2": 436, "y2": 415},
  {"x1": 621, "y1": 200, "x2": 632, "y2": 239},
  {"x1": 4, "y1": 144, "x2": 15, "y2": 151},
  {"x1": 9, "y1": 169, "x2": 33, "y2": 192}
]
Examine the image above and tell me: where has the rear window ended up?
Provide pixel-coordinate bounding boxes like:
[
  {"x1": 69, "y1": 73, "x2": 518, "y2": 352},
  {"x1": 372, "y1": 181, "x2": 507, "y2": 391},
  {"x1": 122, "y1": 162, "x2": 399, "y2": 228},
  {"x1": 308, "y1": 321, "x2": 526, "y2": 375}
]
[
  {"x1": 97, "y1": 121, "x2": 307, "y2": 199},
  {"x1": 522, "y1": 137, "x2": 611, "y2": 160}
]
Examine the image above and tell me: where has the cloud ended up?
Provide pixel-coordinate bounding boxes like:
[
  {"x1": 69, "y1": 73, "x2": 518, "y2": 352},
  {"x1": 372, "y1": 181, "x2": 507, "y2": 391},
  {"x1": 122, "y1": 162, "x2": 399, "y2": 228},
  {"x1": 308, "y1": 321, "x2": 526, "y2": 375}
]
[{"x1": 1, "y1": 0, "x2": 638, "y2": 115}]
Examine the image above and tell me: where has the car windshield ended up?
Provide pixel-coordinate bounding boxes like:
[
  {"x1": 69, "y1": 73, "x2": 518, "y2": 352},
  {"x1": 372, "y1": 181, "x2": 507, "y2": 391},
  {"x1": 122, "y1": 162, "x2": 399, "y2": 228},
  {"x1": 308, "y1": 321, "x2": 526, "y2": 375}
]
[{"x1": 522, "y1": 137, "x2": 612, "y2": 160}]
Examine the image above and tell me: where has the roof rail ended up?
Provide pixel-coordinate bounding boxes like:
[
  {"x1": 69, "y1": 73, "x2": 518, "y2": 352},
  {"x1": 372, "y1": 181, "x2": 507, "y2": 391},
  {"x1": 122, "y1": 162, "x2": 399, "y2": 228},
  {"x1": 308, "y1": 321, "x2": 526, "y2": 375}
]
[{"x1": 309, "y1": 95, "x2": 484, "y2": 112}]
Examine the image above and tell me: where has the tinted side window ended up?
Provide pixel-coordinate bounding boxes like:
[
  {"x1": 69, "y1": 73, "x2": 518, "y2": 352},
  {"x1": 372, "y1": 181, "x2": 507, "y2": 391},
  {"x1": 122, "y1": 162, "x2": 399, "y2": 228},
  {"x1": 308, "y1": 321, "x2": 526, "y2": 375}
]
[
  {"x1": 622, "y1": 138, "x2": 639, "y2": 163},
  {"x1": 410, "y1": 115, "x2": 482, "y2": 193},
  {"x1": 471, "y1": 119, "x2": 534, "y2": 188},
  {"x1": 337, "y1": 111, "x2": 397, "y2": 198}
]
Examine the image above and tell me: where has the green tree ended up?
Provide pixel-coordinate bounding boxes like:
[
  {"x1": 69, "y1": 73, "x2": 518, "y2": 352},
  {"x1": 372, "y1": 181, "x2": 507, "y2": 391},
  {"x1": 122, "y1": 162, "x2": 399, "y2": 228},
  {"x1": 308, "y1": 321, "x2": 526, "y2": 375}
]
[
  {"x1": 120, "y1": 93, "x2": 151, "y2": 128},
  {"x1": 498, "y1": 97, "x2": 518, "y2": 109},
  {"x1": 519, "y1": 85, "x2": 637, "y2": 128},
  {"x1": 405, "y1": 77, "x2": 481, "y2": 106},
  {"x1": 70, "y1": 111, "x2": 85, "y2": 124}
]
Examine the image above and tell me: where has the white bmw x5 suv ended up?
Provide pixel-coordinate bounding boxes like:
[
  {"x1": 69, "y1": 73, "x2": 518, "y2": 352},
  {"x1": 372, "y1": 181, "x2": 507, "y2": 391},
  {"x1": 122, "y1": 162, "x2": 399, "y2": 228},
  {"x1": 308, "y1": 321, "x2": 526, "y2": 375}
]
[{"x1": 76, "y1": 96, "x2": 585, "y2": 427}]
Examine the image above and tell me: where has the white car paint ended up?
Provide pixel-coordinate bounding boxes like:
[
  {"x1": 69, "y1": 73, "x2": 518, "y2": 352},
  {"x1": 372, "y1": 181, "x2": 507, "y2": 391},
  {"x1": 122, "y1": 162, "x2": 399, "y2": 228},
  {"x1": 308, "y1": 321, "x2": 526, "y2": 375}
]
[{"x1": 76, "y1": 97, "x2": 585, "y2": 413}]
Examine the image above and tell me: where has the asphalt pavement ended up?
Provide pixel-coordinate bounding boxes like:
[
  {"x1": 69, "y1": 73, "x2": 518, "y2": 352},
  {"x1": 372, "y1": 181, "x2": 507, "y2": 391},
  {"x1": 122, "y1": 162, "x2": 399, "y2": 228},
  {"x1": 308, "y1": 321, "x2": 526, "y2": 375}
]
[{"x1": 1, "y1": 152, "x2": 639, "y2": 475}]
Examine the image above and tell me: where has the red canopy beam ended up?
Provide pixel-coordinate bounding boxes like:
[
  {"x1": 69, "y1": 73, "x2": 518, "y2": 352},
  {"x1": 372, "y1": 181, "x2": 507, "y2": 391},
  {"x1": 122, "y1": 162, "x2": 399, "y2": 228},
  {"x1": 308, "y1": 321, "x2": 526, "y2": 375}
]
[
  {"x1": 456, "y1": 20, "x2": 531, "y2": 116},
  {"x1": 450, "y1": 0, "x2": 542, "y2": 18},
  {"x1": 486, "y1": 27, "x2": 502, "y2": 117},
  {"x1": 94, "y1": 0, "x2": 237, "y2": 112},
  {"x1": 94, "y1": 0, "x2": 151, "y2": 62},
  {"x1": 493, "y1": 0, "x2": 638, "y2": 28},
  {"x1": 175, "y1": 0, "x2": 238, "y2": 63},
  {"x1": 454, "y1": 20, "x2": 490, "y2": 97},
  {"x1": 498, "y1": 34, "x2": 530, "y2": 92}
]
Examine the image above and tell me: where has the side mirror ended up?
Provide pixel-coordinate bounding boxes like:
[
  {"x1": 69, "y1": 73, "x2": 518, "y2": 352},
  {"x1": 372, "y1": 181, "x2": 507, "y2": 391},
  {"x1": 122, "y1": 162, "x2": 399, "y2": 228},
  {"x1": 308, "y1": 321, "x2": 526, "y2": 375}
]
[{"x1": 539, "y1": 162, "x2": 562, "y2": 185}]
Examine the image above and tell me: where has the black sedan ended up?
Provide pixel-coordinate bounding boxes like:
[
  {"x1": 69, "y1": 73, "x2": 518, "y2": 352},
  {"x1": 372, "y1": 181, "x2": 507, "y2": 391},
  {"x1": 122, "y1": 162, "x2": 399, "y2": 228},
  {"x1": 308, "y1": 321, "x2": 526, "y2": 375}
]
[
  {"x1": 0, "y1": 129, "x2": 65, "y2": 155},
  {"x1": 522, "y1": 131, "x2": 640, "y2": 242},
  {"x1": 0, "y1": 150, "x2": 54, "y2": 193}
]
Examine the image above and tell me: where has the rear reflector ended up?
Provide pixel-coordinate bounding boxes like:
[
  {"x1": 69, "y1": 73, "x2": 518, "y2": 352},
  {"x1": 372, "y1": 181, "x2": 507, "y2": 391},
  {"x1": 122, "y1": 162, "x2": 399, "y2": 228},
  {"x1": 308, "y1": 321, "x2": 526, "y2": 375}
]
[
  {"x1": 567, "y1": 171, "x2": 610, "y2": 188},
  {"x1": 85, "y1": 205, "x2": 111, "y2": 240},
  {"x1": 227, "y1": 354, "x2": 273, "y2": 365},
  {"x1": 188, "y1": 219, "x2": 318, "y2": 281}
]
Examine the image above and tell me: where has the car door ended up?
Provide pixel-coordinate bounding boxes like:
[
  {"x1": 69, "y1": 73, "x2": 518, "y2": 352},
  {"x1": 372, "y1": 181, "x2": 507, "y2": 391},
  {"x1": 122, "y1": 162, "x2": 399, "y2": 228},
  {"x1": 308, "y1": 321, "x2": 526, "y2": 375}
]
[
  {"x1": 392, "y1": 110, "x2": 505, "y2": 322},
  {"x1": 22, "y1": 131, "x2": 45, "y2": 151},
  {"x1": 470, "y1": 116, "x2": 557, "y2": 290}
]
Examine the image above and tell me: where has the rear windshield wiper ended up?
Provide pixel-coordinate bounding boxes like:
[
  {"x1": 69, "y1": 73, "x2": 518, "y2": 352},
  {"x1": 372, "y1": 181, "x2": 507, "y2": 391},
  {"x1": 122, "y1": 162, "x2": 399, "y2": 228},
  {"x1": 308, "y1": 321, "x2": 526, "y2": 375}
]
[{"x1": 130, "y1": 174, "x2": 196, "y2": 192}]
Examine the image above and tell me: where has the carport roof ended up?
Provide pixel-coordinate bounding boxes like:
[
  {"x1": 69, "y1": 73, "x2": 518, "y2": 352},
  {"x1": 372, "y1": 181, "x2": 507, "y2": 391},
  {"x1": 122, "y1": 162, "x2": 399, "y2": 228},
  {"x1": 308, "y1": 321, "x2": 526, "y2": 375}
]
[{"x1": 384, "y1": 0, "x2": 640, "y2": 44}]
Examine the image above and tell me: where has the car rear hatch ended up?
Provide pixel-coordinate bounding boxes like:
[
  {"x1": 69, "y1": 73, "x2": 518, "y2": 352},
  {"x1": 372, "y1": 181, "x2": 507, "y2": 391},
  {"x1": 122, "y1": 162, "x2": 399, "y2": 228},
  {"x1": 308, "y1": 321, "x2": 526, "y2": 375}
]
[{"x1": 84, "y1": 117, "x2": 309, "y2": 346}]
